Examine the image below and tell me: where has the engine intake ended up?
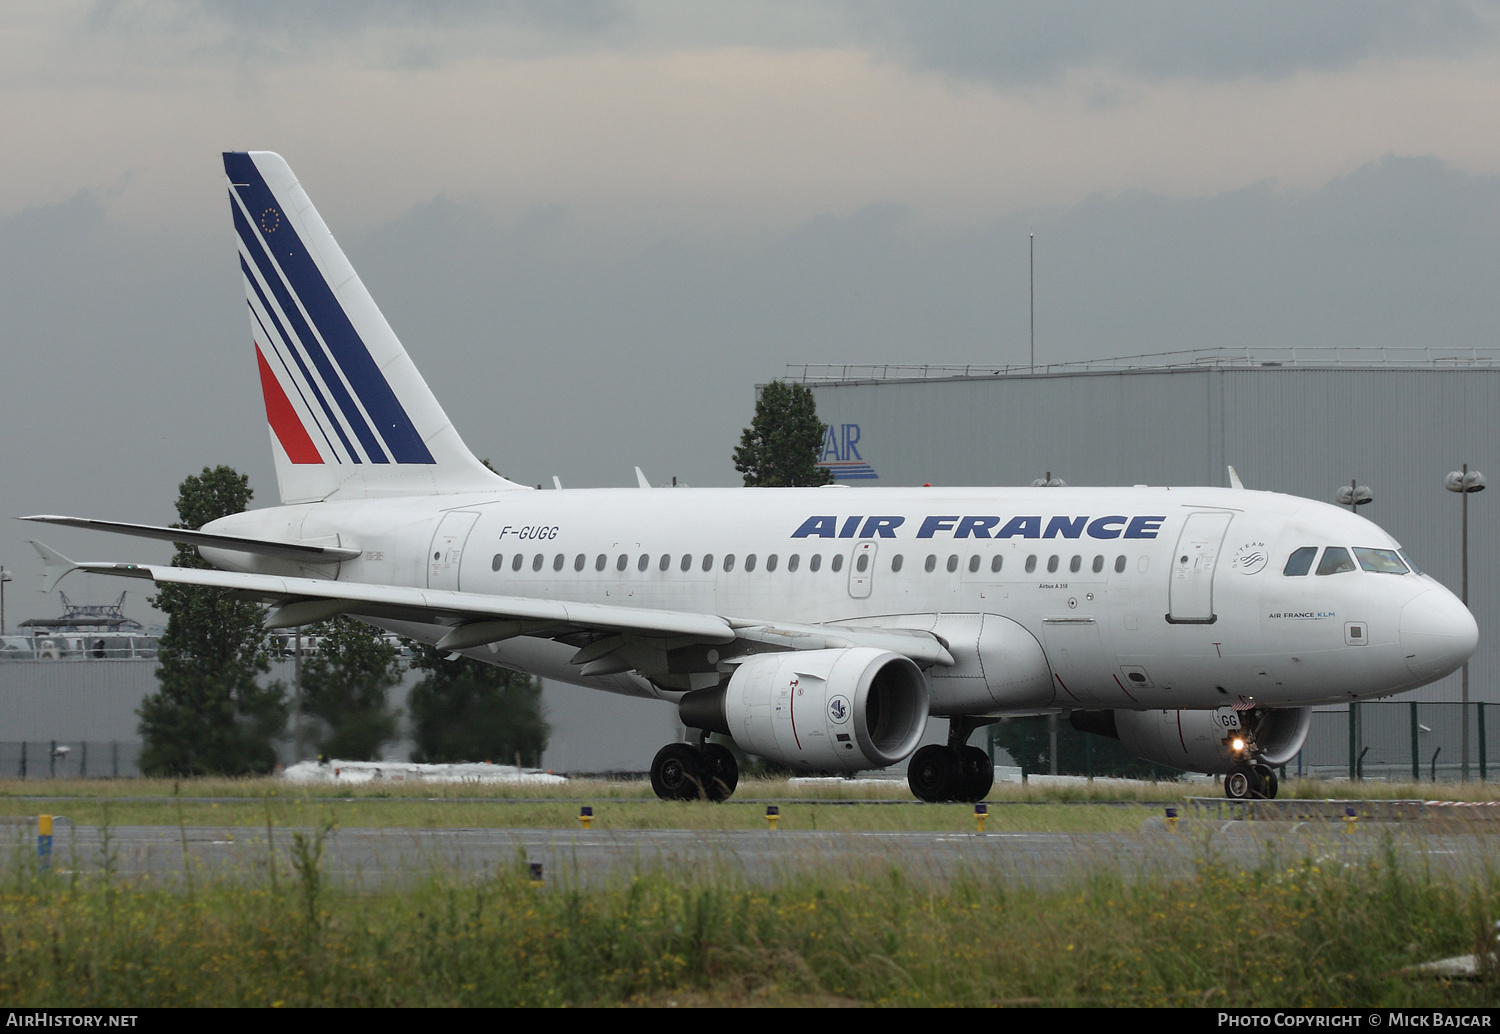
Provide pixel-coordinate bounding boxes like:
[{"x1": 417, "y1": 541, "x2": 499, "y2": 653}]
[
  {"x1": 1090, "y1": 706, "x2": 1312, "y2": 775},
  {"x1": 691, "y1": 648, "x2": 929, "y2": 772}
]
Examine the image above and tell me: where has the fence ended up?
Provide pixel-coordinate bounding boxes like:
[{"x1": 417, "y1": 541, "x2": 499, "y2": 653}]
[
  {"x1": 1291, "y1": 702, "x2": 1494, "y2": 782},
  {"x1": 0, "y1": 741, "x2": 142, "y2": 779}
]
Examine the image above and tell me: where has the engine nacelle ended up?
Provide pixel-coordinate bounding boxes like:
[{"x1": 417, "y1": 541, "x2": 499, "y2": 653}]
[
  {"x1": 1084, "y1": 706, "x2": 1312, "y2": 775},
  {"x1": 719, "y1": 648, "x2": 929, "y2": 772}
]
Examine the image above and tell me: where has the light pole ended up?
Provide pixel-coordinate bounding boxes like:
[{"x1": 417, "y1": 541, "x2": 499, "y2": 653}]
[
  {"x1": 1445, "y1": 464, "x2": 1485, "y2": 781},
  {"x1": 0, "y1": 567, "x2": 11, "y2": 637},
  {"x1": 1334, "y1": 481, "x2": 1372, "y2": 776},
  {"x1": 1336, "y1": 480, "x2": 1373, "y2": 512}
]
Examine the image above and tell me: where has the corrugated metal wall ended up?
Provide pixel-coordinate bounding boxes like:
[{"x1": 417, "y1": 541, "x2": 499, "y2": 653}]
[{"x1": 809, "y1": 365, "x2": 1499, "y2": 703}]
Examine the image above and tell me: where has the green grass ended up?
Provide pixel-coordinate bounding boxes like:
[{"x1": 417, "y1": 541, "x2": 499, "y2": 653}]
[
  {"x1": 0, "y1": 775, "x2": 1496, "y2": 833},
  {"x1": 0, "y1": 832, "x2": 1495, "y2": 1007}
]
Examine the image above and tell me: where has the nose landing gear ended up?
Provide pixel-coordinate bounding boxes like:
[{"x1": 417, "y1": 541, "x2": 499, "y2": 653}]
[{"x1": 1224, "y1": 761, "x2": 1280, "y2": 800}]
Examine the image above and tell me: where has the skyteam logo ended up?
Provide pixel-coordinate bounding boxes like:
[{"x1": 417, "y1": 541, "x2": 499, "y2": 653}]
[{"x1": 818, "y1": 423, "x2": 877, "y2": 480}]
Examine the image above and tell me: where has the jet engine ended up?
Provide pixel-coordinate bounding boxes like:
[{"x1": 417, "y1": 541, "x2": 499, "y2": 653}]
[
  {"x1": 1072, "y1": 706, "x2": 1312, "y2": 775},
  {"x1": 681, "y1": 648, "x2": 929, "y2": 772}
]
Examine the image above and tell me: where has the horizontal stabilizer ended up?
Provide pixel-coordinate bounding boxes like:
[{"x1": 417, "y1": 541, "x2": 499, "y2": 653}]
[{"x1": 19, "y1": 515, "x2": 362, "y2": 562}]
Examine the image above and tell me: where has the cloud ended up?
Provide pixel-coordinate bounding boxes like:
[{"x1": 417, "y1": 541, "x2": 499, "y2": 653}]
[{"x1": 853, "y1": 0, "x2": 1499, "y2": 85}]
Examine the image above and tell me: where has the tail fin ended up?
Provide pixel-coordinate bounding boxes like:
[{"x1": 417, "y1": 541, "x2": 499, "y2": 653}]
[{"x1": 224, "y1": 151, "x2": 520, "y2": 503}]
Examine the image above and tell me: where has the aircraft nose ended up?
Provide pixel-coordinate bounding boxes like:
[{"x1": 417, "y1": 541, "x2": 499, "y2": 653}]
[{"x1": 1400, "y1": 589, "x2": 1479, "y2": 682}]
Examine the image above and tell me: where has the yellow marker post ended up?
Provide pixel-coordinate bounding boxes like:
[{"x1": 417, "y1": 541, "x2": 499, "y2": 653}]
[
  {"x1": 37, "y1": 815, "x2": 52, "y2": 871},
  {"x1": 578, "y1": 805, "x2": 593, "y2": 830},
  {"x1": 765, "y1": 805, "x2": 780, "y2": 831},
  {"x1": 1343, "y1": 806, "x2": 1358, "y2": 835},
  {"x1": 1165, "y1": 806, "x2": 1179, "y2": 833},
  {"x1": 974, "y1": 802, "x2": 987, "y2": 833}
]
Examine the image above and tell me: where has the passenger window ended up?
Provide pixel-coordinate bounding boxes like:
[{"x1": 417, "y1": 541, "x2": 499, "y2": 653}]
[
  {"x1": 680, "y1": 554, "x2": 693, "y2": 572},
  {"x1": 891, "y1": 554, "x2": 904, "y2": 573},
  {"x1": 991, "y1": 555, "x2": 1003, "y2": 573},
  {"x1": 659, "y1": 554, "x2": 671, "y2": 572},
  {"x1": 616, "y1": 554, "x2": 628, "y2": 572},
  {"x1": 946, "y1": 555, "x2": 959, "y2": 573},
  {"x1": 1114, "y1": 555, "x2": 1126, "y2": 573},
  {"x1": 553, "y1": 554, "x2": 565, "y2": 572},
  {"x1": 595, "y1": 554, "x2": 607, "y2": 572},
  {"x1": 1025, "y1": 555, "x2": 1037, "y2": 574},
  {"x1": 1092, "y1": 555, "x2": 1104, "y2": 574},
  {"x1": 492, "y1": 554, "x2": 502, "y2": 572},
  {"x1": 968, "y1": 555, "x2": 980, "y2": 573},
  {"x1": 766, "y1": 554, "x2": 778, "y2": 572},
  {"x1": 532, "y1": 554, "x2": 544, "y2": 572},
  {"x1": 724, "y1": 554, "x2": 736, "y2": 572},
  {"x1": 745, "y1": 554, "x2": 757, "y2": 572},
  {"x1": 924, "y1": 555, "x2": 937, "y2": 573},
  {"x1": 637, "y1": 554, "x2": 650, "y2": 572},
  {"x1": 1069, "y1": 555, "x2": 1081, "y2": 574},
  {"x1": 856, "y1": 553, "x2": 869, "y2": 573},
  {"x1": 512, "y1": 554, "x2": 524, "y2": 573},
  {"x1": 701, "y1": 554, "x2": 714, "y2": 572},
  {"x1": 1316, "y1": 547, "x2": 1356, "y2": 576},
  {"x1": 574, "y1": 554, "x2": 585, "y2": 572},
  {"x1": 788, "y1": 554, "x2": 800, "y2": 572},
  {"x1": 1046, "y1": 555, "x2": 1059, "y2": 574},
  {"x1": 810, "y1": 555, "x2": 822, "y2": 572},
  {"x1": 1283, "y1": 546, "x2": 1317, "y2": 576},
  {"x1": 831, "y1": 554, "x2": 844, "y2": 573},
  {"x1": 1353, "y1": 547, "x2": 1407, "y2": 574}
]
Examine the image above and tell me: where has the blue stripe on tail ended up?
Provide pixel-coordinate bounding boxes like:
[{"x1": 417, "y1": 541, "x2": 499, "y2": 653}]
[{"x1": 224, "y1": 152, "x2": 434, "y2": 464}]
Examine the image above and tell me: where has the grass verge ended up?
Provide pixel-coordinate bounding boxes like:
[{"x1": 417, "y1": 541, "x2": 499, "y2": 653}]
[{"x1": 0, "y1": 834, "x2": 1495, "y2": 1007}]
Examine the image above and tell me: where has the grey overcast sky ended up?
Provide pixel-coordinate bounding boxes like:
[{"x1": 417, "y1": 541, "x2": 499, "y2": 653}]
[{"x1": 5, "y1": 0, "x2": 1500, "y2": 623}]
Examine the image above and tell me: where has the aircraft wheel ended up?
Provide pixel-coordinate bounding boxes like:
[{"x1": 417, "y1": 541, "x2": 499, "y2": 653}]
[
  {"x1": 1225, "y1": 764, "x2": 1254, "y2": 800},
  {"x1": 956, "y1": 745, "x2": 995, "y2": 802},
  {"x1": 651, "y1": 743, "x2": 706, "y2": 801},
  {"x1": 700, "y1": 743, "x2": 739, "y2": 802},
  {"x1": 1255, "y1": 764, "x2": 1279, "y2": 800},
  {"x1": 909, "y1": 744, "x2": 959, "y2": 802}
]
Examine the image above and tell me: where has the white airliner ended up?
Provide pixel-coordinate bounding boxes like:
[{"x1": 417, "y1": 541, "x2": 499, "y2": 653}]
[{"x1": 24, "y1": 152, "x2": 1479, "y2": 802}]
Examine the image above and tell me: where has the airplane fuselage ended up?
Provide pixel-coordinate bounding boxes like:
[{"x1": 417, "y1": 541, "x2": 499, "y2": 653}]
[{"x1": 205, "y1": 483, "x2": 1473, "y2": 714}]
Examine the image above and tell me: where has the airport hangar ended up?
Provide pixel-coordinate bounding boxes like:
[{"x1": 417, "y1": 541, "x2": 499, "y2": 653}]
[{"x1": 797, "y1": 347, "x2": 1500, "y2": 770}]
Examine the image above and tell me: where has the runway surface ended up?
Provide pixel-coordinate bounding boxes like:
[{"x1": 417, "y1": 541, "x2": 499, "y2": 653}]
[{"x1": 15, "y1": 820, "x2": 1499, "y2": 888}]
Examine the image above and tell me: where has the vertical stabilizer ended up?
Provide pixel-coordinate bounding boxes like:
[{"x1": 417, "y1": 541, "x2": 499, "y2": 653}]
[{"x1": 224, "y1": 151, "x2": 520, "y2": 503}]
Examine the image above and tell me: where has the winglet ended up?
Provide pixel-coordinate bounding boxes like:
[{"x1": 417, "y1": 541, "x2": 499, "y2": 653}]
[
  {"x1": 1227, "y1": 465, "x2": 1245, "y2": 490},
  {"x1": 635, "y1": 466, "x2": 651, "y2": 489},
  {"x1": 29, "y1": 541, "x2": 78, "y2": 593}
]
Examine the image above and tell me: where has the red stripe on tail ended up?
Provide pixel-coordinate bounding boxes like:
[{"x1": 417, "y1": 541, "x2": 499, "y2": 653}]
[{"x1": 256, "y1": 344, "x2": 323, "y2": 464}]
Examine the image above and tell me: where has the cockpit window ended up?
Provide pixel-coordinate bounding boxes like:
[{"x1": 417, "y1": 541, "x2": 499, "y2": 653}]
[
  {"x1": 1315, "y1": 546, "x2": 1357, "y2": 576},
  {"x1": 1283, "y1": 546, "x2": 1317, "y2": 576},
  {"x1": 1353, "y1": 547, "x2": 1408, "y2": 574},
  {"x1": 1398, "y1": 549, "x2": 1422, "y2": 576}
]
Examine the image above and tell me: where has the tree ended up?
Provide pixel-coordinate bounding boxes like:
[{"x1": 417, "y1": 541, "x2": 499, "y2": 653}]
[
  {"x1": 137, "y1": 466, "x2": 288, "y2": 776},
  {"x1": 733, "y1": 380, "x2": 834, "y2": 487},
  {"x1": 406, "y1": 644, "x2": 549, "y2": 766},
  {"x1": 990, "y1": 717, "x2": 1177, "y2": 781},
  {"x1": 299, "y1": 616, "x2": 403, "y2": 761}
]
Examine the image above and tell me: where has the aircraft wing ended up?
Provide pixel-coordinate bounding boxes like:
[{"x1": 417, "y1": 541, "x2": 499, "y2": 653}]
[{"x1": 28, "y1": 542, "x2": 953, "y2": 669}]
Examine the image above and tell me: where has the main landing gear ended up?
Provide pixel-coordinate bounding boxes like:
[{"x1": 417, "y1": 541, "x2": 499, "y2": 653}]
[
  {"x1": 650, "y1": 738, "x2": 739, "y2": 802},
  {"x1": 907, "y1": 719, "x2": 996, "y2": 803},
  {"x1": 1224, "y1": 762, "x2": 1280, "y2": 800}
]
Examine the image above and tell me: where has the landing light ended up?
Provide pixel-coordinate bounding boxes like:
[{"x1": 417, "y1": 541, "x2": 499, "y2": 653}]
[{"x1": 1231, "y1": 737, "x2": 1246, "y2": 752}]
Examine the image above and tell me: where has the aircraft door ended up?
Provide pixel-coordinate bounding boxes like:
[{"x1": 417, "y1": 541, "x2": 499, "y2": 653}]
[
  {"x1": 1167, "y1": 511, "x2": 1234, "y2": 624},
  {"x1": 848, "y1": 542, "x2": 877, "y2": 599},
  {"x1": 427, "y1": 511, "x2": 481, "y2": 591}
]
